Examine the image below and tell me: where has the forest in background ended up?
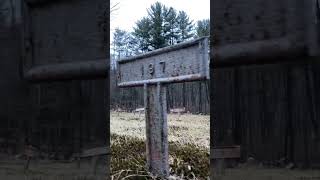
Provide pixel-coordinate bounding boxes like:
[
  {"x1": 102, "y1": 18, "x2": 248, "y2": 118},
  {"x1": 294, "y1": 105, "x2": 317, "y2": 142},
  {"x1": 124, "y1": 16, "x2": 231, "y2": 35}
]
[{"x1": 110, "y1": 2, "x2": 210, "y2": 114}]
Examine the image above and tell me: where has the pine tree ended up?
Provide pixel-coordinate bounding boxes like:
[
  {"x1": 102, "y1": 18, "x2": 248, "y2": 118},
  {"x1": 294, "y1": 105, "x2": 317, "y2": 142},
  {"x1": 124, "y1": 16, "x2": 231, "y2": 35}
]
[
  {"x1": 195, "y1": 19, "x2": 210, "y2": 37},
  {"x1": 133, "y1": 17, "x2": 152, "y2": 52},
  {"x1": 176, "y1": 11, "x2": 194, "y2": 43},
  {"x1": 164, "y1": 7, "x2": 179, "y2": 45},
  {"x1": 147, "y1": 2, "x2": 167, "y2": 49},
  {"x1": 133, "y1": 2, "x2": 184, "y2": 50},
  {"x1": 127, "y1": 33, "x2": 140, "y2": 56}
]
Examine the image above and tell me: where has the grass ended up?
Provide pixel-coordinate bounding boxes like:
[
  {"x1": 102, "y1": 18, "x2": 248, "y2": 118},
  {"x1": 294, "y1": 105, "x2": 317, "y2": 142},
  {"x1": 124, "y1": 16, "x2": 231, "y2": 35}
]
[
  {"x1": 111, "y1": 112, "x2": 320, "y2": 180},
  {"x1": 110, "y1": 111, "x2": 210, "y2": 179},
  {"x1": 110, "y1": 112, "x2": 209, "y2": 148}
]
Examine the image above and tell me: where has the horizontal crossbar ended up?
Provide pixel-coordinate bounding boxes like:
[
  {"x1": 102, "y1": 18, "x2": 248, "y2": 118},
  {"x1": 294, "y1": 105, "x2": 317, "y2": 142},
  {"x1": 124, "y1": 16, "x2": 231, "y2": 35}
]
[
  {"x1": 211, "y1": 145, "x2": 241, "y2": 159},
  {"x1": 118, "y1": 74, "x2": 207, "y2": 87},
  {"x1": 80, "y1": 146, "x2": 110, "y2": 158},
  {"x1": 211, "y1": 37, "x2": 306, "y2": 67},
  {"x1": 24, "y1": 60, "x2": 108, "y2": 82},
  {"x1": 25, "y1": 0, "x2": 70, "y2": 5}
]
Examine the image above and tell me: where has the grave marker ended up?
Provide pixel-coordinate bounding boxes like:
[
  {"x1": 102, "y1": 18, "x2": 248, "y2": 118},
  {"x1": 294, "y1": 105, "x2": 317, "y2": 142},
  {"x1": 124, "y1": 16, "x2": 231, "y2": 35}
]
[{"x1": 117, "y1": 37, "x2": 209, "y2": 177}]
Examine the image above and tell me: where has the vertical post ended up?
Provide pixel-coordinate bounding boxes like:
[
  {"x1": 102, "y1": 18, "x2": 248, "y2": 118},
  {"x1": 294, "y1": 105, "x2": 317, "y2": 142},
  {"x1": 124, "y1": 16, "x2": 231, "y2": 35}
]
[{"x1": 144, "y1": 83, "x2": 169, "y2": 177}]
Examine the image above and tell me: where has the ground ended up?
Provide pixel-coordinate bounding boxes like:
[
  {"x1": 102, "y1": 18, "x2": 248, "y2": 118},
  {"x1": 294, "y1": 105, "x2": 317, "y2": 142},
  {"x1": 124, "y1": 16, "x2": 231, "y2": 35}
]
[
  {"x1": 110, "y1": 111, "x2": 210, "y2": 179},
  {"x1": 0, "y1": 159, "x2": 108, "y2": 180},
  {"x1": 1, "y1": 111, "x2": 318, "y2": 180},
  {"x1": 213, "y1": 167, "x2": 320, "y2": 180},
  {"x1": 111, "y1": 111, "x2": 320, "y2": 180},
  {"x1": 110, "y1": 111, "x2": 210, "y2": 148}
]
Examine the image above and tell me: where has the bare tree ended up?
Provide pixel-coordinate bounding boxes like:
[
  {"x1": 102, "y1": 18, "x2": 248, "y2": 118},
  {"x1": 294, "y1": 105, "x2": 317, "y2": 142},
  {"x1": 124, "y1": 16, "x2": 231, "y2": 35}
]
[{"x1": 110, "y1": 1, "x2": 120, "y2": 20}]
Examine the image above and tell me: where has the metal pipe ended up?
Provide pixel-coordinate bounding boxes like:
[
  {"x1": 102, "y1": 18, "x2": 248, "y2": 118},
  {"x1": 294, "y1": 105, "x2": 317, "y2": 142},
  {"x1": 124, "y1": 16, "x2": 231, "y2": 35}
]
[{"x1": 25, "y1": 60, "x2": 108, "y2": 82}]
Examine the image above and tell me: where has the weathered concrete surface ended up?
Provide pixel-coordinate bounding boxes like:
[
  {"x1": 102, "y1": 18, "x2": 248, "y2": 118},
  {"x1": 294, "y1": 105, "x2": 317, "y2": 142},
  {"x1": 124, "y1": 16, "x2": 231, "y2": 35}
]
[
  {"x1": 118, "y1": 37, "x2": 210, "y2": 177},
  {"x1": 144, "y1": 84, "x2": 169, "y2": 177},
  {"x1": 212, "y1": 0, "x2": 305, "y2": 47},
  {"x1": 212, "y1": 0, "x2": 320, "y2": 65},
  {"x1": 211, "y1": 0, "x2": 320, "y2": 171},
  {"x1": 0, "y1": 0, "x2": 31, "y2": 154},
  {"x1": 23, "y1": 0, "x2": 108, "y2": 156},
  {"x1": 118, "y1": 37, "x2": 209, "y2": 87},
  {"x1": 25, "y1": 0, "x2": 106, "y2": 66},
  {"x1": 0, "y1": 0, "x2": 109, "y2": 164}
]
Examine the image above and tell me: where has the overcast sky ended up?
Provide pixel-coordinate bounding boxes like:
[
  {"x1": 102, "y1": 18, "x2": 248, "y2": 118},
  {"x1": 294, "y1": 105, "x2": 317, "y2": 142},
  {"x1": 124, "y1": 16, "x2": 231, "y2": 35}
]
[{"x1": 110, "y1": 0, "x2": 210, "y2": 42}]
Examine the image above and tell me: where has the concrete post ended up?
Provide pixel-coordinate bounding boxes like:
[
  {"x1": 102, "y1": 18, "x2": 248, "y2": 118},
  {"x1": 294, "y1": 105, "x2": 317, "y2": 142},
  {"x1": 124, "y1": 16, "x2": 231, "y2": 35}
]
[{"x1": 144, "y1": 83, "x2": 169, "y2": 177}]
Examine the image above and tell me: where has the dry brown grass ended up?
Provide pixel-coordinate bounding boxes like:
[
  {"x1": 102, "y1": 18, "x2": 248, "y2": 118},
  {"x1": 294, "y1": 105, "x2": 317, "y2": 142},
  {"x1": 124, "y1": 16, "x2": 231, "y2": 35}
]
[
  {"x1": 110, "y1": 111, "x2": 210, "y2": 179},
  {"x1": 110, "y1": 111, "x2": 209, "y2": 148}
]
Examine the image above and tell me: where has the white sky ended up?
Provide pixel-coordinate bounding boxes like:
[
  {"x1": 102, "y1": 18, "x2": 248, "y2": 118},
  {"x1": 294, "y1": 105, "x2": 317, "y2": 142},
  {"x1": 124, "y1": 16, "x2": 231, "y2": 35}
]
[{"x1": 110, "y1": 0, "x2": 210, "y2": 43}]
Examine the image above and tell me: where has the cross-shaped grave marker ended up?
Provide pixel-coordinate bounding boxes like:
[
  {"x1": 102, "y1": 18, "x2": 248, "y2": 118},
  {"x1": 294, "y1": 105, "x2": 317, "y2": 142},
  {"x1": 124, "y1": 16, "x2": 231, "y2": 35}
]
[{"x1": 117, "y1": 37, "x2": 209, "y2": 177}]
